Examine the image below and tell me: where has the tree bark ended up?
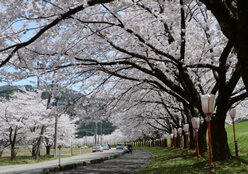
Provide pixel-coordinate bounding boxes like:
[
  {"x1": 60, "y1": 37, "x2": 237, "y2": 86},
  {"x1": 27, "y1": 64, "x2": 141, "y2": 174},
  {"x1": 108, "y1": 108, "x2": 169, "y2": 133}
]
[
  {"x1": 10, "y1": 144, "x2": 16, "y2": 161},
  {"x1": 46, "y1": 145, "x2": 51, "y2": 155},
  {"x1": 238, "y1": 0, "x2": 248, "y2": 93},
  {"x1": 199, "y1": 1, "x2": 248, "y2": 95},
  {"x1": 0, "y1": 150, "x2": 3, "y2": 157},
  {"x1": 189, "y1": 123, "x2": 195, "y2": 149},
  {"x1": 198, "y1": 120, "x2": 208, "y2": 154},
  {"x1": 9, "y1": 127, "x2": 17, "y2": 161},
  {"x1": 176, "y1": 136, "x2": 180, "y2": 148},
  {"x1": 32, "y1": 145, "x2": 37, "y2": 157},
  {"x1": 211, "y1": 118, "x2": 232, "y2": 161},
  {"x1": 35, "y1": 125, "x2": 45, "y2": 160}
]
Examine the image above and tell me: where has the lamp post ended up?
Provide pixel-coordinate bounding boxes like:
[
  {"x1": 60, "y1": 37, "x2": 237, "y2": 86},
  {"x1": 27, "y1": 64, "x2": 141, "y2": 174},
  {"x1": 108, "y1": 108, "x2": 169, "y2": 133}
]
[
  {"x1": 173, "y1": 128, "x2": 177, "y2": 148},
  {"x1": 170, "y1": 134, "x2": 174, "y2": 147},
  {"x1": 191, "y1": 117, "x2": 200, "y2": 162},
  {"x1": 229, "y1": 109, "x2": 238, "y2": 158},
  {"x1": 178, "y1": 128, "x2": 183, "y2": 150},
  {"x1": 201, "y1": 94, "x2": 215, "y2": 174},
  {"x1": 183, "y1": 124, "x2": 189, "y2": 153}
]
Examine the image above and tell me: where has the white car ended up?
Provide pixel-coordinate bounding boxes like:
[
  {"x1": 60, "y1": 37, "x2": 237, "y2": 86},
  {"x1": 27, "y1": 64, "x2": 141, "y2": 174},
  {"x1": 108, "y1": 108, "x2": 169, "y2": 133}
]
[
  {"x1": 102, "y1": 144, "x2": 110, "y2": 150},
  {"x1": 80, "y1": 146, "x2": 88, "y2": 149},
  {"x1": 116, "y1": 143, "x2": 123, "y2": 150},
  {"x1": 92, "y1": 144, "x2": 103, "y2": 152}
]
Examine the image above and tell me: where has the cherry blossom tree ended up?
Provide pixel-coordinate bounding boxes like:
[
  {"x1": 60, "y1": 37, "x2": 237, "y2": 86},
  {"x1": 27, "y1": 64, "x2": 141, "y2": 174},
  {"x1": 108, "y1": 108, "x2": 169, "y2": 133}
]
[
  {"x1": 72, "y1": 1, "x2": 245, "y2": 160},
  {"x1": 198, "y1": 0, "x2": 248, "y2": 94},
  {"x1": 74, "y1": 129, "x2": 129, "y2": 145},
  {"x1": 0, "y1": 0, "x2": 247, "y2": 161},
  {"x1": 41, "y1": 112, "x2": 77, "y2": 155},
  {"x1": 0, "y1": 88, "x2": 49, "y2": 160},
  {"x1": 0, "y1": 86, "x2": 77, "y2": 158}
]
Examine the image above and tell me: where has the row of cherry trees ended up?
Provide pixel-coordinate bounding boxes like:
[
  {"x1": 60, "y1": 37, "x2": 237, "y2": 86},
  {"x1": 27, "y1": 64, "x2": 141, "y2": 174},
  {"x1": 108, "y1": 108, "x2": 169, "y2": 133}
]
[
  {"x1": 0, "y1": 0, "x2": 247, "y2": 161},
  {"x1": 0, "y1": 88, "x2": 76, "y2": 160}
]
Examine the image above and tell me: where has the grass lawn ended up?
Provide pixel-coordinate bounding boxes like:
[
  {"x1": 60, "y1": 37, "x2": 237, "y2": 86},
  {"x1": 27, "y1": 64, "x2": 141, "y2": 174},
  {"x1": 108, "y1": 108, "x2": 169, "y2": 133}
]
[
  {"x1": 226, "y1": 121, "x2": 248, "y2": 160},
  {"x1": 137, "y1": 121, "x2": 248, "y2": 174},
  {"x1": 136, "y1": 147, "x2": 248, "y2": 174}
]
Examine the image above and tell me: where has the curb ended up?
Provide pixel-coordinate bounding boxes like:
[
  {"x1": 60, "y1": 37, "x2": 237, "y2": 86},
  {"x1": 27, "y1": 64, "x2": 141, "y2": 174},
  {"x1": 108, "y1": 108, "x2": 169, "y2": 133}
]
[{"x1": 41, "y1": 153, "x2": 124, "y2": 174}]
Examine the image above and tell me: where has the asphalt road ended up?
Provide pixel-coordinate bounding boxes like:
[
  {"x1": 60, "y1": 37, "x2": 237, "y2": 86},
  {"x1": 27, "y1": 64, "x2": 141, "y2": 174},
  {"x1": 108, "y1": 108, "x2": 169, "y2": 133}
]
[
  {"x1": 52, "y1": 149, "x2": 155, "y2": 174},
  {"x1": 0, "y1": 149, "x2": 124, "y2": 174}
]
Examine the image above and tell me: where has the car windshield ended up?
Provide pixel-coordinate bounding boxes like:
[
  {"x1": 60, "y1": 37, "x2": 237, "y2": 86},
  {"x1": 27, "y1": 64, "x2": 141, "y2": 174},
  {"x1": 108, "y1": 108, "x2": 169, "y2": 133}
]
[
  {"x1": 93, "y1": 144, "x2": 101, "y2": 147},
  {"x1": 117, "y1": 144, "x2": 122, "y2": 146},
  {"x1": 102, "y1": 144, "x2": 107, "y2": 147}
]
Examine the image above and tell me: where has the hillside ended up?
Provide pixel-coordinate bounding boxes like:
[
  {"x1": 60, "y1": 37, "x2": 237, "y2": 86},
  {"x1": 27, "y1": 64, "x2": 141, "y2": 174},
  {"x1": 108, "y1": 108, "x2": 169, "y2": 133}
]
[
  {"x1": 0, "y1": 85, "x2": 32, "y2": 99},
  {"x1": 0, "y1": 85, "x2": 116, "y2": 136}
]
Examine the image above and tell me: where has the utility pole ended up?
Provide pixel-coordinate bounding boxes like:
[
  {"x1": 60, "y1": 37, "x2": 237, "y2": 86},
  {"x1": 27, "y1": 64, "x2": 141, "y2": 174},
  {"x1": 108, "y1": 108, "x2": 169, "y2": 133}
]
[
  {"x1": 95, "y1": 121, "x2": 97, "y2": 144},
  {"x1": 54, "y1": 97, "x2": 59, "y2": 157},
  {"x1": 85, "y1": 131, "x2": 87, "y2": 145},
  {"x1": 35, "y1": 63, "x2": 45, "y2": 160},
  {"x1": 100, "y1": 122, "x2": 102, "y2": 145},
  {"x1": 70, "y1": 136, "x2": 73, "y2": 155}
]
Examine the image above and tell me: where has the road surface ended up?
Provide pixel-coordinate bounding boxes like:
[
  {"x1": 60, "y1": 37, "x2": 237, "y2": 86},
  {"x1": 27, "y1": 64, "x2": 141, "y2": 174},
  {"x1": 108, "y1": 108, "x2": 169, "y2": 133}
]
[{"x1": 53, "y1": 149, "x2": 155, "y2": 174}]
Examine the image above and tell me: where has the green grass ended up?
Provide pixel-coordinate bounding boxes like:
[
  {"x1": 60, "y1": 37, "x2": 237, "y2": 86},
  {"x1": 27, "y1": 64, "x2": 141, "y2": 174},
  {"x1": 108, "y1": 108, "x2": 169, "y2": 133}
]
[
  {"x1": 136, "y1": 147, "x2": 248, "y2": 174},
  {"x1": 226, "y1": 121, "x2": 248, "y2": 160},
  {"x1": 137, "y1": 121, "x2": 248, "y2": 174}
]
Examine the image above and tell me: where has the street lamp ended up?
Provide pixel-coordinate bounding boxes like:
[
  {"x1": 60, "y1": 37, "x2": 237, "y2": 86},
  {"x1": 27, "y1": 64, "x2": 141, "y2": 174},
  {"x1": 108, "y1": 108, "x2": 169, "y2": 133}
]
[
  {"x1": 170, "y1": 134, "x2": 174, "y2": 147},
  {"x1": 201, "y1": 94, "x2": 215, "y2": 174},
  {"x1": 178, "y1": 128, "x2": 183, "y2": 150},
  {"x1": 173, "y1": 128, "x2": 177, "y2": 148},
  {"x1": 191, "y1": 117, "x2": 200, "y2": 162},
  {"x1": 183, "y1": 124, "x2": 189, "y2": 153},
  {"x1": 229, "y1": 109, "x2": 238, "y2": 158}
]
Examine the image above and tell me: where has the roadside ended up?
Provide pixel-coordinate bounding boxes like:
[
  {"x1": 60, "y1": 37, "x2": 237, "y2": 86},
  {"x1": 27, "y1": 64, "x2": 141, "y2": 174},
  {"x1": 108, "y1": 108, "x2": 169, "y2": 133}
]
[
  {"x1": 0, "y1": 149, "x2": 124, "y2": 174},
  {"x1": 52, "y1": 149, "x2": 155, "y2": 174}
]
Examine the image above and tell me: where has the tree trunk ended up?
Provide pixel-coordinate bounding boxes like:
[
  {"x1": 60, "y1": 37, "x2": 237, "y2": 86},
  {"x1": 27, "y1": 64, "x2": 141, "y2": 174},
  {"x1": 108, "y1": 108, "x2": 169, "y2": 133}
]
[
  {"x1": 189, "y1": 123, "x2": 195, "y2": 149},
  {"x1": 9, "y1": 127, "x2": 17, "y2": 161},
  {"x1": 35, "y1": 125, "x2": 45, "y2": 160},
  {"x1": 238, "y1": 1, "x2": 248, "y2": 94},
  {"x1": 164, "y1": 139, "x2": 167, "y2": 147},
  {"x1": 0, "y1": 150, "x2": 3, "y2": 157},
  {"x1": 32, "y1": 145, "x2": 37, "y2": 157},
  {"x1": 211, "y1": 118, "x2": 232, "y2": 161},
  {"x1": 10, "y1": 144, "x2": 16, "y2": 160},
  {"x1": 46, "y1": 145, "x2": 51, "y2": 155},
  {"x1": 176, "y1": 136, "x2": 180, "y2": 148},
  {"x1": 198, "y1": 120, "x2": 207, "y2": 154}
]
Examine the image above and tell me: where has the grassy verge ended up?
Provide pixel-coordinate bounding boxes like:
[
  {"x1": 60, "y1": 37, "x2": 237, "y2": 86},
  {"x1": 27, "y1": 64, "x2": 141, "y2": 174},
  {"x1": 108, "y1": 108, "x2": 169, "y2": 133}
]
[
  {"x1": 137, "y1": 121, "x2": 248, "y2": 174},
  {"x1": 226, "y1": 121, "x2": 248, "y2": 160},
  {"x1": 136, "y1": 147, "x2": 248, "y2": 174}
]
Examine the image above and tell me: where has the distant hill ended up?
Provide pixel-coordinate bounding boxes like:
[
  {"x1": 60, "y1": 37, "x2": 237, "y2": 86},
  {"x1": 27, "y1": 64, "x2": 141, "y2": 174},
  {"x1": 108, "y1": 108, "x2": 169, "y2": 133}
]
[
  {"x1": 0, "y1": 85, "x2": 33, "y2": 99},
  {"x1": 76, "y1": 120, "x2": 117, "y2": 138},
  {"x1": 0, "y1": 85, "x2": 117, "y2": 136},
  {"x1": 0, "y1": 85, "x2": 82, "y2": 100}
]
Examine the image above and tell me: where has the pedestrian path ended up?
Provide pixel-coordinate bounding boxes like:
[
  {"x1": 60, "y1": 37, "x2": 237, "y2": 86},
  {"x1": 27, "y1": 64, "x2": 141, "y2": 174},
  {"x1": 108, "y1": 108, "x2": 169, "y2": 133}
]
[
  {"x1": 0, "y1": 149, "x2": 124, "y2": 174},
  {"x1": 53, "y1": 149, "x2": 155, "y2": 174}
]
